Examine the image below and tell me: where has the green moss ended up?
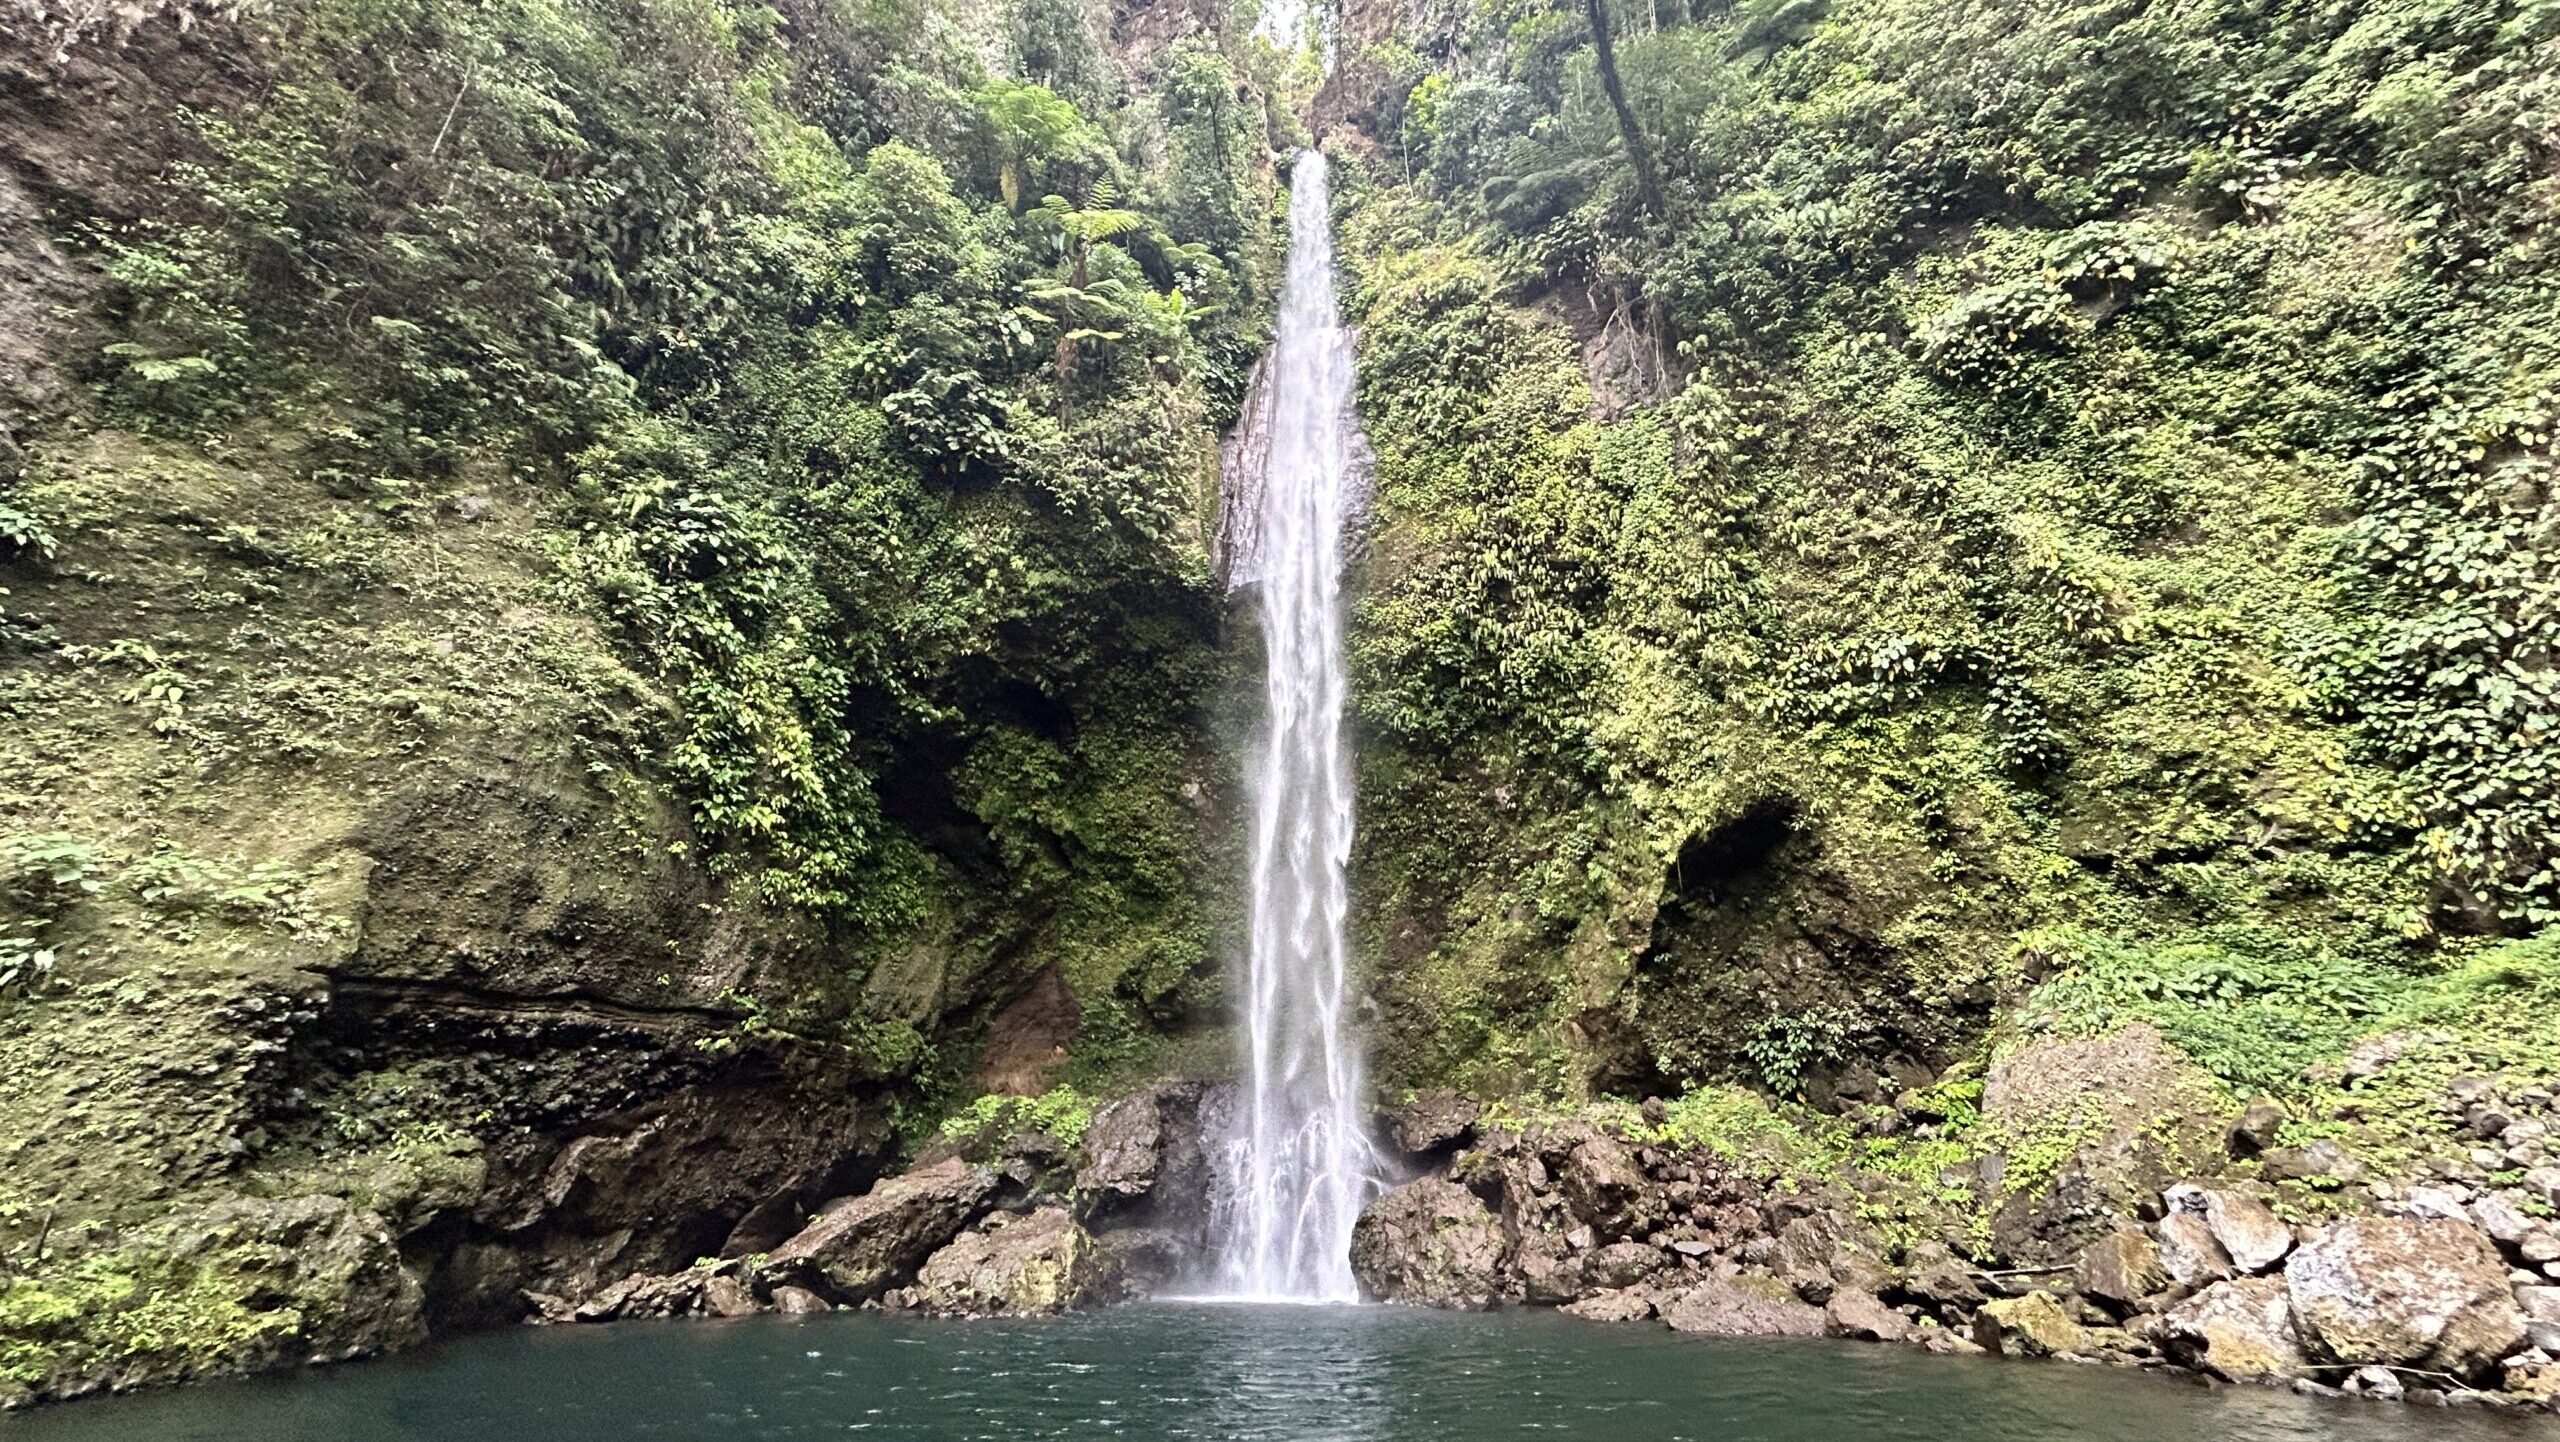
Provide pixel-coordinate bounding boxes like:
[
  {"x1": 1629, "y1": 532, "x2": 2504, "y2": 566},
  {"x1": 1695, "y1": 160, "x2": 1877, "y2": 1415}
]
[{"x1": 1331, "y1": 0, "x2": 2551, "y2": 1106}]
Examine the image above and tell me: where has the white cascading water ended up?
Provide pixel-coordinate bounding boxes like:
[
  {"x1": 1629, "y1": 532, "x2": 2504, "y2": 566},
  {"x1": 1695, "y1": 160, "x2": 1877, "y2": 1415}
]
[{"x1": 1215, "y1": 150, "x2": 1383, "y2": 1302}]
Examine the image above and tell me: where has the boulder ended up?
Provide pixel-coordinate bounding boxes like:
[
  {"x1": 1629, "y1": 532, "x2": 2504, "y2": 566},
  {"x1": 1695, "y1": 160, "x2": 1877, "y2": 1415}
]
[
  {"x1": 2521, "y1": 1285, "x2": 2560, "y2": 1326},
  {"x1": 569, "y1": 1261, "x2": 744, "y2": 1322},
  {"x1": 2471, "y1": 1193, "x2": 2534, "y2": 1247},
  {"x1": 1982, "y1": 1025, "x2": 2222, "y2": 1263},
  {"x1": 2227, "y1": 1098, "x2": 2289, "y2": 1157},
  {"x1": 2505, "y1": 1358, "x2": 2560, "y2": 1408},
  {"x1": 2525, "y1": 1167, "x2": 2560, "y2": 1208},
  {"x1": 1556, "y1": 1128, "x2": 1659, "y2": 1240},
  {"x1": 2285, "y1": 1217, "x2": 2531, "y2": 1382},
  {"x1": 1974, "y1": 1292, "x2": 2086, "y2": 1358},
  {"x1": 1896, "y1": 1241, "x2": 1985, "y2": 1310},
  {"x1": 2259, "y1": 1140, "x2": 2367, "y2": 1186},
  {"x1": 765, "y1": 1157, "x2": 999, "y2": 1303},
  {"x1": 906, "y1": 1208, "x2": 1115, "y2": 1317},
  {"x1": 1585, "y1": 1241, "x2": 1670, "y2": 1291},
  {"x1": 701, "y1": 1274, "x2": 759, "y2": 1318},
  {"x1": 1562, "y1": 1287, "x2": 1661, "y2": 1323},
  {"x1": 1382, "y1": 1090, "x2": 1482, "y2": 1155},
  {"x1": 2160, "y1": 1277, "x2": 2312, "y2": 1383},
  {"x1": 1349, "y1": 1177, "x2": 1508, "y2": 1309},
  {"x1": 1659, "y1": 1275, "x2": 1827, "y2": 1338},
  {"x1": 1074, "y1": 1092, "x2": 1168, "y2": 1205},
  {"x1": 1510, "y1": 1230, "x2": 1585, "y2": 1304},
  {"x1": 1826, "y1": 1288, "x2": 1918, "y2": 1344},
  {"x1": 2076, "y1": 1227, "x2": 2167, "y2": 1310},
  {"x1": 2156, "y1": 1211, "x2": 2234, "y2": 1289},
  {"x1": 1771, "y1": 1213, "x2": 1892, "y2": 1304},
  {"x1": 161, "y1": 1195, "x2": 427, "y2": 1365},
  {"x1": 2341, "y1": 1030, "x2": 2448, "y2": 1085},
  {"x1": 2165, "y1": 1185, "x2": 2292, "y2": 1274},
  {"x1": 770, "y1": 1285, "x2": 831, "y2": 1315}
]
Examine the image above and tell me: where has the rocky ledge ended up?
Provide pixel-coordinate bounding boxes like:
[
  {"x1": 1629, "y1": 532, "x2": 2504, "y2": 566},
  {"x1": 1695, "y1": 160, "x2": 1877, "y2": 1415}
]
[
  {"x1": 532, "y1": 1080, "x2": 1231, "y2": 1324},
  {"x1": 523, "y1": 1037, "x2": 2560, "y2": 1419},
  {"x1": 1349, "y1": 1072, "x2": 2560, "y2": 1416}
]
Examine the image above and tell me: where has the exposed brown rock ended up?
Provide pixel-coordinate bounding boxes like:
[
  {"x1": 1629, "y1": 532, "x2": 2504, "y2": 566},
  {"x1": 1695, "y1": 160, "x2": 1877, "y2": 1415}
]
[{"x1": 2075, "y1": 1227, "x2": 2166, "y2": 1309}]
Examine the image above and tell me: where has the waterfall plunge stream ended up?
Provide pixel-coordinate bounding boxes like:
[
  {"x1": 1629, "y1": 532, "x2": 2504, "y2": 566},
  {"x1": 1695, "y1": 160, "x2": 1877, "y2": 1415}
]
[{"x1": 1214, "y1": 151, "x2": 1384, "y2": 1301}]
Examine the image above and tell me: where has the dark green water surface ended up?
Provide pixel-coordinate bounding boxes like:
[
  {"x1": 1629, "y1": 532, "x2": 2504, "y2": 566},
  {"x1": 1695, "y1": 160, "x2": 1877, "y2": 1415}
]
[{"x1": 5, "y1": 1303, "x2": 2550, "y2": 1442}]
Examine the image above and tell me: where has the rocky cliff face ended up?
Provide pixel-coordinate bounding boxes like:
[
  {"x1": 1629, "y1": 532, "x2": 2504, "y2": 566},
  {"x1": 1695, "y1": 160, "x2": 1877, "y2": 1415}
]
[{"x1": 0, "y1": 0, "x2": 1285, "y2": 1404}]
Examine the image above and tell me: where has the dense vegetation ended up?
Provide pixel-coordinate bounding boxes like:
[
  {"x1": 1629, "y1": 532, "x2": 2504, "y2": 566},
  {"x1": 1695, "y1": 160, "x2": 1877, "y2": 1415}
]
[
  {"x1": 0, "y1": 0, "x2": 1292, "y2": 1398},
  {"x1": 5, "y1": 0, "x2": 1296, "y2": 1073},
  {"x1": 1328, "y1": 0, "x2": 2560, "y2": 1121}
]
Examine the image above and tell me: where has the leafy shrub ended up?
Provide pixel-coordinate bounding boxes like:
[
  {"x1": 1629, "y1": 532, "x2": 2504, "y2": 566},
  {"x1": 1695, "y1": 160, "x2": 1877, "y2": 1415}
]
[{"x1": 937, "y1": 1084, "x2": 1095, "y2": 1149}]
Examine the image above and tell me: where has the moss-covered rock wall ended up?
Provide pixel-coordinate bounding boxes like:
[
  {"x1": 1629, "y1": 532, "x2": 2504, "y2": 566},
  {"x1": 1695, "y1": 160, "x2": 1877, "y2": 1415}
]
[{"x1": 0, "y1": 0, "x2": 1297, "y2": 1402}]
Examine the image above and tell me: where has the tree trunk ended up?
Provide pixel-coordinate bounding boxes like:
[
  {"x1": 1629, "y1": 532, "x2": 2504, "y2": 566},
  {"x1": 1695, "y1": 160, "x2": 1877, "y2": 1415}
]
[{"x1": 1584, "y1": 0, "x2": 1665, "y2": 214}]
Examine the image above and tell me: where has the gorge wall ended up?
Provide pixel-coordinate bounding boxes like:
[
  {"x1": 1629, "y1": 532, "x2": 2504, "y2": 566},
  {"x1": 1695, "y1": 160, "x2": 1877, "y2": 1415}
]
[
  {"x1": 0, "y1": 0, "x2": 1287, "y2": 1401},
  {"x1": 1318, "y1": 0, "x2": 2560, "y2": 1114},
  {"x1": 5, "y1": 0, "x2": 2560, "y2": 1415}
]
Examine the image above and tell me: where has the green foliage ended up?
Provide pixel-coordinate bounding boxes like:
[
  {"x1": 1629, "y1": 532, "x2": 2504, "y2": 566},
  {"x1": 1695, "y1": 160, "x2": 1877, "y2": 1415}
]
[
  {"x1": 937, "y1": 1083, "x2": 1095, "y2": 1148},
  {"x1": 2017, "y1": 926, "x2": 2407, "y2": 1092},
  {"x1": 1337, "y1": 0, "x2": 2560, "y2": 1097}
]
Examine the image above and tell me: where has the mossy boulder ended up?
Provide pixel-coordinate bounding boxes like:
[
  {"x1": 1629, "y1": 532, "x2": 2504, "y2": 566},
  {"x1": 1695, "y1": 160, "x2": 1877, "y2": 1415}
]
[
  {"x1": 1980, "y1": 1025, "x2": 2227, "y2": 1264},
  {"x1": 1974, "y1": 1291, "x2": 2087, "y2": 1358}
]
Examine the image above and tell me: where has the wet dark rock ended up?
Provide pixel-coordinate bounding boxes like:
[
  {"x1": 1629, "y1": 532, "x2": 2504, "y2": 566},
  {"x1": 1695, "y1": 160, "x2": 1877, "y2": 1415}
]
[
  {"x1": 764, "y1": 1158, "x2": 999, "y2": 1304},
  {"x1": 1381, "y1": 1089, "x2": 1482, "y2": 1156},
  {"x1": 1070, "y1": 1080, "x2": 1231, "y2": 1289}
]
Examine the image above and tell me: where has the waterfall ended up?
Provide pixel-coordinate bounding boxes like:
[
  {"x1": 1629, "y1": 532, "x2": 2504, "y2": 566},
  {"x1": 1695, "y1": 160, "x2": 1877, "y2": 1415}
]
[{"x1": 1214, "y1": 150, "x2": 1383, "y2": 1302}]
